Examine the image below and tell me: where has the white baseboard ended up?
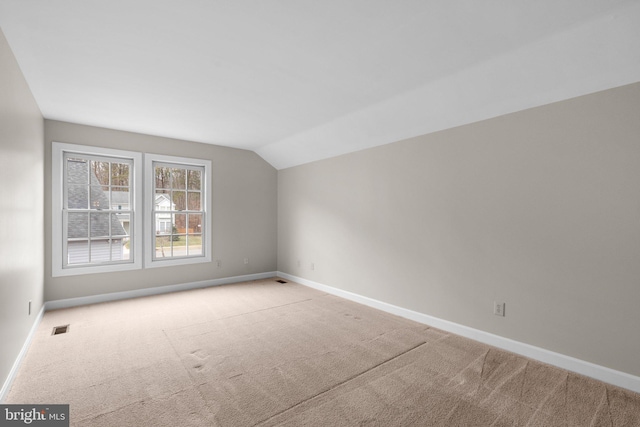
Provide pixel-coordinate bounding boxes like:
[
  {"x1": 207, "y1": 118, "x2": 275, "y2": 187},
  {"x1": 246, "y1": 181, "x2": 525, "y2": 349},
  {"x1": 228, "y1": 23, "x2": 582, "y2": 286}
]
[
  {"x1": 7, "y1": 272, "x2": 638, "y2": 398},
  {"x1": 277, "y1": 272, "x2": 640, "y2": 394},
  {"x1": 0, "y1": 305, "x2": 45, "y2": 403},
  {"x1": 45, "y1": 271, "x2": 278, "y2": 311}
]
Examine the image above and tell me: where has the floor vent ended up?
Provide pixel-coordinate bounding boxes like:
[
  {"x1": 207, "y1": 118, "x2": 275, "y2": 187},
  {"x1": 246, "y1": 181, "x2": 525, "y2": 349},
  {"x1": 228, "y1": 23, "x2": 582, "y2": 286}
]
[
  {"x1": 276, "y1": 279, "x2": 287, "y2": 284},
  {"x1": 52, "y1": 325, "x2": 69, "y2": 335}
]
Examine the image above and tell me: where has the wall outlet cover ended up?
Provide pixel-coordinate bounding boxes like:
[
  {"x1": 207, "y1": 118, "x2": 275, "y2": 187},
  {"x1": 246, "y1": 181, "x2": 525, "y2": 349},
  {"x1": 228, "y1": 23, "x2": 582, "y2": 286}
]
[{"x1": 494, "y1": 302, "x2": 505, "y2": 317}]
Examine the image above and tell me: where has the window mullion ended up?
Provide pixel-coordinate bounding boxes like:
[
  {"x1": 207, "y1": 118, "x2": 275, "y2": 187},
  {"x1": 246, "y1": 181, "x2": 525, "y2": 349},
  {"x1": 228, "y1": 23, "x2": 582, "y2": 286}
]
[
  {"x1": 87, "y1": 210, "x2": 92, "y2": 264},
  {"x1": 107, "y1": 161, "x2": 111, "y2": 262}
]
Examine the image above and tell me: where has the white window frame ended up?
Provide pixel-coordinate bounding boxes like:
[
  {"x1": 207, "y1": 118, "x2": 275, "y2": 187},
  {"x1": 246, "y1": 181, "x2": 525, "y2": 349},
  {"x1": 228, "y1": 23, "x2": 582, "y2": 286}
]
[
  {"x1": 52, "y1": 142, "x2": 143, "y2": 277},
  {"x1": 144, "y1": 153, "x2": 212, "y2": 268}
]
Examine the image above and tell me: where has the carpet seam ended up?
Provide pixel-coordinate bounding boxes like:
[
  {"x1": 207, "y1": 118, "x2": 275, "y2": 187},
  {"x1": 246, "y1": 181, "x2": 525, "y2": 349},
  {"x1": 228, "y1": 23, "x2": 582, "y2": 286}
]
[
  {"x1": 74, "y1": 387, "x2": 193, "y2": 423},
  {"x1": 215, "y1": 298, "x2": 316, "y2": 322},
  {"x1": 518, "y1": 360, "x2": 529, "y2": 424},
  {"x1": 163, "y1": 298, "x2": 316, "y2": 334},
  {"x1": 253, "y1": 340, "x2": 428, "y2": 426},
  {"x1": 162, "y1": 328, "x2": 197, "y2": 380},
  {"x1": 564, "y1": 375, "x2": 569, "y2": 426},
  {"x1": 603, "y1": 387, "x2": 613, "y2": 427}
]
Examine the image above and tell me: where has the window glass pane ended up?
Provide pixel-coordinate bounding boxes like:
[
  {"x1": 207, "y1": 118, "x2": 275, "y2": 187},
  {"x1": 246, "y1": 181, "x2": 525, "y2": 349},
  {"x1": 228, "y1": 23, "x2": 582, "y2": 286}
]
[
  {"x1": 111, "y1": 213, "x2": 128, "y2": 237},
  {"x1": 68, "y1": 212, "x2": 88, "y2": 238},
  {"x1": 91, "y1": 160, "x2": 110, "y2": 186},
  {"x1": 122, "y1": 237, "x2": 131, "y2": 261},
  {"x1": 171, "y1": 234, "x2": 187, "y2": 257},
  {"x1": 187, "y1": 235, "x2": 202, "y2": 256},
  {"x1": 154, "y1": 213, "x2": 172, "y2": 235},
  {"x1": 67, "y1": 158, "x2": 88, "y2": 184},
  {"x1": 90, "y1": 186, "x2": 110, "y2": 209},
  {"x1": 67, "y1": 240, "x2": 89, "y2": 265},
  {"x1": 90, "y1": 212, "x2": 111, "y2": 238},
  {"x1": 187, "y1": 192, "x2": 201, "y2": 210},
  {"x1": 155, "y1": 166, "x2": 171, "y2": 189},
  {"x1": 111, "y1": 163, "x2": 129, "y2": 186},
  {"x1": 188, "y1": 213, "x2": 202, "y2": 233},
  {"x1": 174, "y1": 213, "x2": 186, "y2": 233},
  {"x1": 187, "y1": 170, "x2": 201, "y2": 190},
  {"x1": 154, "y1": 190, "x2": 171, "y2": 211},
  {"x1": 111, "y1": 187, "x2": 129, "y2": 210},
  {"x1": 90, "y1": 239, "x2": 112, "y2": 262},
  {"x1": 171, "y1": 168, "x2": 186, "y2": 190},
  {"x1": 155, "y1": 236, "x2": 172, "y2": 258},
  {"x1": 67, "y1": 185, "x2": 88, "y2": 209},
  {"x1": 111, "y1": 237, "x2": 126, "y2": 261},
  {"x1": 173, "y1": 191, "x2": 186, "y2": 211}
]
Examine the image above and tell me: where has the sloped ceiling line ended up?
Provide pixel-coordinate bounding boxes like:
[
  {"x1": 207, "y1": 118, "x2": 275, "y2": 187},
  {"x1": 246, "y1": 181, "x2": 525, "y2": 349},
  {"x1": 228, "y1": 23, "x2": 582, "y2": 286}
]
[{"x1": 0, "y1": 1, "x2": 639, "y2": 169}]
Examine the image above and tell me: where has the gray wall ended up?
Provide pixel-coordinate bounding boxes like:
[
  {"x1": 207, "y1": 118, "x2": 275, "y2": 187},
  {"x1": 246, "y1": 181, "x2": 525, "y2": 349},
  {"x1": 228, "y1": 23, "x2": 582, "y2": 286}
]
[
  {"x1": 278, "y1": 82, "x2": 640, "y2": 376},
  {"x1": 45, "y1": 120, "x2": 277, "y2": 301},
  {"x1": 0, "y1": 30, "x2": 44, "y2": 392}
]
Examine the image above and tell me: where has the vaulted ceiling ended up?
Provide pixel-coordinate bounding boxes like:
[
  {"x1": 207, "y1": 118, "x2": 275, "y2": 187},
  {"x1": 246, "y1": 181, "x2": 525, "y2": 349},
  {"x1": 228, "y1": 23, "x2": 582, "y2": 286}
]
[{"x1": 1, "y1": 1, "x2": 639, "y2": 169}]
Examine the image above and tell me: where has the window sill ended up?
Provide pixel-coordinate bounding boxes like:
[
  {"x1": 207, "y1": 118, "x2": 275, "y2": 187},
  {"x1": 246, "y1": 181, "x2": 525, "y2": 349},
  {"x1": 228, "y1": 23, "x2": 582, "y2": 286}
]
[
  {"x1": 52, "y1": 261, "x2": 142, "y2": 277},
  {"x1": 145, "y1": 255, "x2": 212, "y2": 269}
]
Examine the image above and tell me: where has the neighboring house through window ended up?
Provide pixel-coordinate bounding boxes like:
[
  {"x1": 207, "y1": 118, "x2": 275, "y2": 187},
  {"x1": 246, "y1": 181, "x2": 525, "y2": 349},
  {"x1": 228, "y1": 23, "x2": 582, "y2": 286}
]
[
  {"x1": 110, "y1": 190, "x2": 131, "y2": 235},
  {"x1": 154, "y1": 194, "x2": 174, "y2": 234}
]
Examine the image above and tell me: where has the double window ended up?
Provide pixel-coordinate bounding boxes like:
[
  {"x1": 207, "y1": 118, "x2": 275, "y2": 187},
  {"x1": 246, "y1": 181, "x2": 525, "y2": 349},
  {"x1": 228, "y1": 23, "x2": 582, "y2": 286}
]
[{"x1": 52, "y1": 143, "x2": 211, "y2": 276}]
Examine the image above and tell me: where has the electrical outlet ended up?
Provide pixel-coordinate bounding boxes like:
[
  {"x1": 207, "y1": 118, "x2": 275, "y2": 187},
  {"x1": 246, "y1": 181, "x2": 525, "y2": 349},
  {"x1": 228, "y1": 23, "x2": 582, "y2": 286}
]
[
  {"x1": 244, "y1": 258, "x2": 249, "y2": 265},
  {"x1": 29, "y1": 300, "x2": 32, "y2": 316},
  {"x1": 216, "y1": 260, "x2": 222, "y2": 268},
  {"x1": 494, "y1": 302, "x2": 505, "y2": 317},
  {"x1": 311, "y1": 262, "x2": 315, "y2": 270},
  {"x1": 297, "y1": 259, "x2": 301, "y2": 268}
]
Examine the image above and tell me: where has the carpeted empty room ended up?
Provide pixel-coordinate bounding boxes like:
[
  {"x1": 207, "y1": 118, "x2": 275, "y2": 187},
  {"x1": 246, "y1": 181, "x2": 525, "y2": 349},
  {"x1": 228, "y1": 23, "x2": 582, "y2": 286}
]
[
  {"x1": 5, "y1": 278, "x2": 640, "y2": 426},
  {"x1": 3, "y1": 2, "x2": 640, "y2": 425}
]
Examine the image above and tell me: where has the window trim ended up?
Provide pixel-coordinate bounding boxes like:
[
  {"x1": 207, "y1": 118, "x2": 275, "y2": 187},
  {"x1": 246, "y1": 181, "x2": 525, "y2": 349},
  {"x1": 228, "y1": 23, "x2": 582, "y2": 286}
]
[
  {"x1": 144, "y1": 153, "x2": 212, "y2": 268},
  {"x1": 52, "y1": 142, "x2": 143, "y2": 277}
]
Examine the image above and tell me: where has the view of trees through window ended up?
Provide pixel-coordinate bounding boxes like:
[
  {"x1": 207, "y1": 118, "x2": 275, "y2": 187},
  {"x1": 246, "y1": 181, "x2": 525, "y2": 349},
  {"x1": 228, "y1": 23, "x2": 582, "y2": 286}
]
[{"x1": 153, "y1": 163, "x2": 204, "y2": 259}]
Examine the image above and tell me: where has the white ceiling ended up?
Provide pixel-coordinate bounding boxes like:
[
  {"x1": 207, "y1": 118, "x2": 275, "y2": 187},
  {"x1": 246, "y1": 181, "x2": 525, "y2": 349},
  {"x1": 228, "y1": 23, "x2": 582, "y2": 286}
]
[{"x1": 1, "y1": 1, "x2": 639, "y2": 169}]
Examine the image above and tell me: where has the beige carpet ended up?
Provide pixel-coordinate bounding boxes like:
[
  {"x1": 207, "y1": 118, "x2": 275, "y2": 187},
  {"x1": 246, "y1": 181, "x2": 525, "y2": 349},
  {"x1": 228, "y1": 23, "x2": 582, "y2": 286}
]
[{"x1": 5, "y1": 278, "x2": 640, "y2": 426}]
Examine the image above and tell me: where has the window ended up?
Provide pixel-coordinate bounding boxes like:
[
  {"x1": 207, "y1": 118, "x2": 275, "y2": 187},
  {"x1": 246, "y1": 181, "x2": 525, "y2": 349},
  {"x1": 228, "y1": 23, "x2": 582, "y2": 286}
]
[
  {"x1": 145, "y1": 154, "x2": 211, "y2": 267},
  {"x1": 52, "y1": 143, "x2": 143, "y2": 276},
  {"x1": 53, "y1": 144, "x2": 211, "y2": 274},
  {"x1": 64, "y1": 155, "x2": 131, "y2": 265}
]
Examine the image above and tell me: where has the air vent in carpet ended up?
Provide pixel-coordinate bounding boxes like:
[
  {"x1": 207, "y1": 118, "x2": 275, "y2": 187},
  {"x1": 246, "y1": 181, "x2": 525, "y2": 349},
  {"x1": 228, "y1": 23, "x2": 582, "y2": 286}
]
[
  {"x1": 52, "y1": 325, "x2": 69, "y2": 335},
  {"x1": 276, "y1": 279, "x2": 287, "y2": 283}
]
